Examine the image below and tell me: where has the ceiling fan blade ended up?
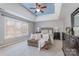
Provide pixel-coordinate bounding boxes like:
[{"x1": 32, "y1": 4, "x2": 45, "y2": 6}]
[
  {"x1": 35, "y1": 11, "x2": 37, "y2": 13},
  {"x1": 41, "y1": 6, "x2": 47, "y2": 8},
  {"x1": 40, "y1": 10, "x2": 44, "y2": 13},
  {"x1": 30, "y1": 8, "x2": 36, "y2": 9},
  {"x1": 36, "y1": 3, "x2": 39, "y2": 6},
  {"x1": 36, "y1": 3, "x2": 42, "y2": 7}
]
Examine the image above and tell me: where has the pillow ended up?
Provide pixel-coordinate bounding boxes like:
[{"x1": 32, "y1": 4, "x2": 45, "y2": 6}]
[
  {"x1": 31, "y1": 33, "x2": 41, "y2": 40},
  {"x1": 30, "y1": 34, "x2": 36, "y2": 40},
  {"x1": 49, "y1": 30, "x2": 53, "y2": 34},
  {"x1": 42, "y1": 34, "x2": 49, "y2": 41},
  {"x1": 41, "y1": 30, "x2": 48, "y2": 34},
  {"x1": 35, "y1": 33, "x2": 41, "y2": 39}
]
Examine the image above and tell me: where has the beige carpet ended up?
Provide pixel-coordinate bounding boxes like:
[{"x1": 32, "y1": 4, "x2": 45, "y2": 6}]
[{"x1": 0, "y1": 40, "x2": 64, "y2": 56}]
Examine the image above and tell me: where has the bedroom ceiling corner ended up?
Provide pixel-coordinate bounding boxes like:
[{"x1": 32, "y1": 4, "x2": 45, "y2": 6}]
[
  {"x1": 20, "y1": 3, "x2": 62, "y2": 22},
  {"x1": 21, "y1": 3, "x2": 55, "y2": 16}
]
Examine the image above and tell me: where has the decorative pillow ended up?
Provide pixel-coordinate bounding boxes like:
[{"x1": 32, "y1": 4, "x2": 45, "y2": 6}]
[
  {"x1": 30, "y1": 33, "x2": 41, "y2": 40},
  {"x1": 49, "y1": 30, "x2": 53, "y2": 34},
  {"x1": 42, "y1": 34, "x2": 49, "y2": 41},
  {"x1": 30, "y1": 34, "x2": 36, "y2": 40},
  {"x1": 41, "y1": 30, "x2": 48, "y2": 34},
  {"x1": 35, "y1": 33, "x2": 41, "y2": 39}
]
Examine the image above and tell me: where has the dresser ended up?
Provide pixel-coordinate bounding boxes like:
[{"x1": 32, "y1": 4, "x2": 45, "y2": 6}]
[
  {"x1": 62, "y1": 33, "x2": 79, "y2": 56},
  {"x1": 54, "y1": 32, "x2": 60, "y2": 40}
]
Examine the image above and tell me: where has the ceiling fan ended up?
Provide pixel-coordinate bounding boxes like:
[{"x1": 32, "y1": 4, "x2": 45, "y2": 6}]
[{"x1": 30, "y1": 3, "x2": 47, "y2": 13}]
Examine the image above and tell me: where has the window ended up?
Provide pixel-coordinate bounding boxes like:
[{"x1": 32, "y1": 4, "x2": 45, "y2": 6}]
[{"x1": 5, "y1": 16, "x2": 28, "y2": 39}]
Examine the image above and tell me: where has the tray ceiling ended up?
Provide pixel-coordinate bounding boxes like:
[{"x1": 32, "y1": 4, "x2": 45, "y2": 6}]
[{"x1": 21, "y1": 3, "x2": 55, "y2": 16}]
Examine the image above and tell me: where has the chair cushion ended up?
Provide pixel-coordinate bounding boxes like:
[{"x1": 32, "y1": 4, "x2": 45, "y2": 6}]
[{"x1": 28, "y1": 39, "x2": 38, "y2": 44}]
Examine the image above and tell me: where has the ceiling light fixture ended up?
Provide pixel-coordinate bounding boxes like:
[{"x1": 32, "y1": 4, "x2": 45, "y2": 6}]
[
  {"x1": 36, "y1": 8, "x2": 40, "y2": 12},
  {"x1": 30, "y1": 3, "x2": 47, "y2": 13}
]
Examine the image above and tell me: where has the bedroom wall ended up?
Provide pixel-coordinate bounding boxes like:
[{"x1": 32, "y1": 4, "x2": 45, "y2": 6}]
[
  {"x1": 36, "y1": 3, "x2": 62, "y2": 22},
  {"x1": 60, "y1": 3, "x2": 79, "y2": 31},
  {"x1": 0, "y1": 4, "x2": 35, "y2": 46},
  {"x1": 0, "y1": 12, "x2": 5, "y2": 46},
  {"x1": 33, "y1": 3, "x2": 79, "y2": 33},
  {"x1": 35, "y1": 19, "x2": 64, "y2": 32},
  {"x1": 0, "y1": 3, "x2": 36, "y2": 21},
  {"x1": 35, "y1": 3, "x2": 64, "y2": 32}
]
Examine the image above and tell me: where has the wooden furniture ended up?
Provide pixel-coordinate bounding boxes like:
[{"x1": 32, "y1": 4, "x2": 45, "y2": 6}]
[
  {"x1": 62, "y1": 33, "x2": 78, "y2": 56},
  {"x1": 27, "y1": 33, "x2": 50, "y2": 50},
  {"x1": 62, "y1": 7, "x2": 79, "y2": 56},
  {"x1": 42, "y1": 41, "x2": 50, "y2": 50},
  {"x1": 54, "y1": 32, "x2": 60, "y2": 40},
  {"x1": 27, "y1": 33, "x2": 41, "y2": 47},
  {"x1": 76, "y1": 37, "x2": 79, "y2": 55},
  {"x1": 28, "y1": 27, "x2": 54, "y2": 50}
]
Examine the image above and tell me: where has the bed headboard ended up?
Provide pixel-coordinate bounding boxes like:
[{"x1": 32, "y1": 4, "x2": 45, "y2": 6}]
[{"x1": 41, "y1": 27, "x2": 53, "y2": 34}]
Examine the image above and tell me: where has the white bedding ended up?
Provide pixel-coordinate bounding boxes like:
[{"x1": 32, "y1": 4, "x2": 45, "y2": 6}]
[
  {"x1": 30, "y1": 28, "x2": 54, "y2": 50},
  {"x1": 38, "y1": 34, "x2": 49, "y2": 50}
]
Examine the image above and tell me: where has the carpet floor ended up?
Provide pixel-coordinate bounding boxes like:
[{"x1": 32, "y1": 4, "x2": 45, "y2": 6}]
[{"x1": 0, "y1": 40, "x2": 64, "y2": 56}]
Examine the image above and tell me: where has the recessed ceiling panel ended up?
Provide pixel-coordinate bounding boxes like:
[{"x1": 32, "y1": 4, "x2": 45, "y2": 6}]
[{"x1": 21, "y1": 3, "x2": 55, "y2": 16}]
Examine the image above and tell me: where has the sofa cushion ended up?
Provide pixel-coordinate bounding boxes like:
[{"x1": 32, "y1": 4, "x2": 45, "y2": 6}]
[{"x1": 28, "y1": 39, "x2": 38, "y2": 44}]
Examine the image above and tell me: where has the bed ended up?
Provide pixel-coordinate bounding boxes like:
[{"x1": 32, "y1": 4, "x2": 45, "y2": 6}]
[{"x1": 28, "y1": 27, "x2": 54, "y2": 50}]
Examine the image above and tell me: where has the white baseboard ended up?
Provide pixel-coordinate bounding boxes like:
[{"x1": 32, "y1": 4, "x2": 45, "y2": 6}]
[{"x1": 0, "y1": 39, "x2": 26, "y2": 48}]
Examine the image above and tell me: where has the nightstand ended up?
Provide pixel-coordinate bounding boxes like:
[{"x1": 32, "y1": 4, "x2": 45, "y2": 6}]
[{"x1": 54, "y1": 32, "x2": 60, "y2": 40}]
